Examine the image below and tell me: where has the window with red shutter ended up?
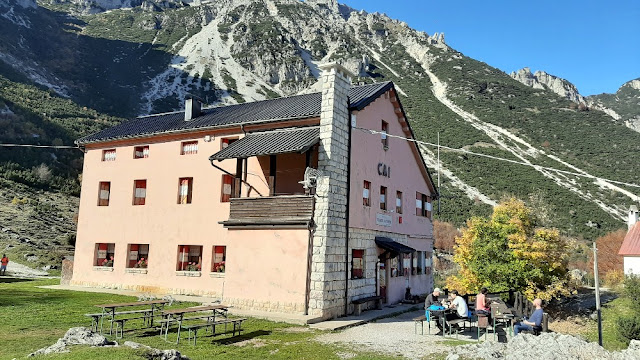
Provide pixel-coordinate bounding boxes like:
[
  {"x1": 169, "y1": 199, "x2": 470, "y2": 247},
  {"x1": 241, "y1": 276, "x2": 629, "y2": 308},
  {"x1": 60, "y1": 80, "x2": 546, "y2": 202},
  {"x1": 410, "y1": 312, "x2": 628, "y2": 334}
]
[
  {"x1": 127, "y1": 244, "x2": 149, "y2": 268},
  {"x1": 177, "y1": 245, "x2": 202, "y2": 271},
  {"x1": 212, "y1": 246, "x2": 226, "y2": 273},
  {"x1": 177, "y1": 178, "x2": 193, "y2": 204},
  {"x1": 133, "y1": 180, "x2": 147, "y2": 205},
  {"x1": 134, "y1": 146, "x2": 149, "y2": 159},
  {"x1": 221, "y1": 174, "x2": 234, "y2": 203},
  {"x1": 380, "y1": 186, "x2": 387, "y2": 211},
  {"x1": 396, "y1": 191, "x2": 403, "y2": 214},
  {"x1": 415, "y1": 192, "x2": 422, "y2": 216},
  {"x1": 381, "y1": 121, "x2": 389, "y2": 149},
  {"x1": 363, "y1": 181, "x2": 371, "y2": 206},
  {"x1": 181, "y1": 141, "x2": 198, "y2": 155},
  {"x1": 221, "y1": 137, "x2": 239, "y2": 150},
  {"x1": 351, "y1": 249, "x2": 364, "y2": 279},
  {"x1": 98, "y1": 182, "x2": 110, "y2": 206},
  {"x1": 102, "y1": 149, "x2": 116, "y2": 161},
  {"x1": 95, "y1": 243, "x2": 115, "y2": 267}
]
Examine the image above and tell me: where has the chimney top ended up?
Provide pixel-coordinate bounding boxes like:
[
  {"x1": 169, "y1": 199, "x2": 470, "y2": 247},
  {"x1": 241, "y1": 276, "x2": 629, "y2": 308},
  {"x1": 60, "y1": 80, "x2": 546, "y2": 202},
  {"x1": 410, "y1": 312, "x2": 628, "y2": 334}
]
[
  {"x1": 318, "y1": 62, "x2": 356, "y2": 79},
  {"x1": 184, "y1": 96, "x2": 203, "y2": 121}
]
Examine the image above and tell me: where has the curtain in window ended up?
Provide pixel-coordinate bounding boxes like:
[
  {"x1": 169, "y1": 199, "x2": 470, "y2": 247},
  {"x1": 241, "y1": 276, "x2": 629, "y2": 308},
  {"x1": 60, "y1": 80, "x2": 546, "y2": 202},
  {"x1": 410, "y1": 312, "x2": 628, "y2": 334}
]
[
  {"x1": 213, "y1": 246, "x2": 226, "y2": 272},
  {"x1": 415, "y1": 192, "x2": 422, "y2": 216},
  {"x1": 103, "y1": 150, "x2": 116, "y2": 161},
  {"x1": 221, "y1": 175, "x2": 233, "y2": 202},
  {"x1": 178, "y1": 178, "x2": 192, "y2": 204},
  {"x1": 134, "y1": 180, "x2": 146, "y2": 205},
  {"x1": 182, "y1": 142, "x2": 198, "y2": 155},
  {"x1": 98, "y1": 182, "x2": 110, "y2": 206}
]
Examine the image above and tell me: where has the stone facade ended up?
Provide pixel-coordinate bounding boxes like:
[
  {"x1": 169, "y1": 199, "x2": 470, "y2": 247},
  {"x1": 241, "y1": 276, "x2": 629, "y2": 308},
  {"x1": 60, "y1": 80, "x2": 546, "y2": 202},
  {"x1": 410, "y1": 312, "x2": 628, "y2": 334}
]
[{"x1": 308, "y1": 63, "x2": 353, "y2": 319}]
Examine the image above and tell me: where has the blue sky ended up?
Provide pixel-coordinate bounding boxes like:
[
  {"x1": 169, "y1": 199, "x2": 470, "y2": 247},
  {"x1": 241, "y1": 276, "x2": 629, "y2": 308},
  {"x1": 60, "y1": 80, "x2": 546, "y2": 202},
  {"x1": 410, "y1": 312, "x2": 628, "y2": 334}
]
[{"x1": 341, "y1": 0, "x2": 640, "y2": 95}]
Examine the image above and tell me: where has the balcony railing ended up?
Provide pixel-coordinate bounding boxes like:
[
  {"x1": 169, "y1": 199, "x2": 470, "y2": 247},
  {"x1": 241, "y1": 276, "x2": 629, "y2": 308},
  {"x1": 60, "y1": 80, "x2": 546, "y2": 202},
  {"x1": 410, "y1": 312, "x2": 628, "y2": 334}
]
[{"x1": 221, "y1": 195, "x2": 315, "y2": 228}]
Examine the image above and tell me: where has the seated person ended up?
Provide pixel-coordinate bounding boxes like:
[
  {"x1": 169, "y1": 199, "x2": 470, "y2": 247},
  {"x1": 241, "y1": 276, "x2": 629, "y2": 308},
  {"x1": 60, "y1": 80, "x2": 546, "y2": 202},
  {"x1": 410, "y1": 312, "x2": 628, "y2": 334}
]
[
  {"x1": 475, "y1": 287, "x2": 492, "y2": 322},
  {"x1": 425, "y1": 288, "x2": 444, "y2": 332},
  {"x1": 446, "y1": 290, "x2": 468, "y2": 331},
  {"x1": 513, "y1": 298, "x2": 544, "y2": 335}
]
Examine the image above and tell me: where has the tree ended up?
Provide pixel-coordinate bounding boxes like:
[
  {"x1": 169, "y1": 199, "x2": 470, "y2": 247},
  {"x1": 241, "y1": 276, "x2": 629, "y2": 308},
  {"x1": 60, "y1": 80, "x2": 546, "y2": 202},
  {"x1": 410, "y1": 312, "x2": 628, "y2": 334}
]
[
  {"x1": 446, "y1": 198, "x2": 571, "y2": 300},
  {"x1": 589, "y1": 229, "x2": 626, "y2": 277},
  {"x1": 434, "y1": 220, "x2": 460, "y2": 254}
]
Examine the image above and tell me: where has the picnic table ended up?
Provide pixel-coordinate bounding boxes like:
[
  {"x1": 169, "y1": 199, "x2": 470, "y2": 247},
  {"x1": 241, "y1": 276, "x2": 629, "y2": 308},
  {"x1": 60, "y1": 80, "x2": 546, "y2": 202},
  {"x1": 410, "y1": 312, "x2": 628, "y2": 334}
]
[
  {"x1": 490, "y1": 299, "x2": 515, "y2": 340},
  {"x1": 159, "y1": 305, "x2": 229, "y2": 344},
  {"x1": 93, "y1": 300, "x2": 168, "y2": 337}
]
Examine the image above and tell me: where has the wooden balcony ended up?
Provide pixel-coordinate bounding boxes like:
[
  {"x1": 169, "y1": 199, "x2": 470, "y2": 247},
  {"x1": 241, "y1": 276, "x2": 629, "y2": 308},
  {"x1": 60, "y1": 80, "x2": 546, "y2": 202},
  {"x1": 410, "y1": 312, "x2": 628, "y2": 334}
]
[{"x1": 221, "y1": 195, "x2": 315, "y2": 228}]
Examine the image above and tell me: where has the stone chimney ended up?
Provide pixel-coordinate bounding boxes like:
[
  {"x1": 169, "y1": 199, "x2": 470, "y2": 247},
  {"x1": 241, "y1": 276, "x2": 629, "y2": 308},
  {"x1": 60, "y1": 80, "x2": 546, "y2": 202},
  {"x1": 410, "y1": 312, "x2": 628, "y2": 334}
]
[
  {"x1": 630, "y1": 205, "x2": 639, "y2": 230},
  {"x1": 308, "y1": 62, "x2": 354, "y2": 320},
  {"x1": 184, "y1": 96, "x2": 202, "y2": 121}
]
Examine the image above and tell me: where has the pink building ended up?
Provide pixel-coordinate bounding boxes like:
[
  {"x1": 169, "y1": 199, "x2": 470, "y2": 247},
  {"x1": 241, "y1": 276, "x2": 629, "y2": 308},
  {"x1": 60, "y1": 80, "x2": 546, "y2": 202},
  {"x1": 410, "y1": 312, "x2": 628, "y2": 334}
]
[{"x1": 72, "y1": 63, "x2": 438, "y2": 320}]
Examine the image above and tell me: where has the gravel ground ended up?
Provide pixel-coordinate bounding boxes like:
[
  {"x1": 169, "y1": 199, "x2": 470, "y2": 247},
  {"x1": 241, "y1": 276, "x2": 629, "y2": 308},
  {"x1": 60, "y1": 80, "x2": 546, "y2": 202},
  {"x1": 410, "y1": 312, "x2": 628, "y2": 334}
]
[{"x1": 316, "y1": 310, "x2": 477, "y2": 359}]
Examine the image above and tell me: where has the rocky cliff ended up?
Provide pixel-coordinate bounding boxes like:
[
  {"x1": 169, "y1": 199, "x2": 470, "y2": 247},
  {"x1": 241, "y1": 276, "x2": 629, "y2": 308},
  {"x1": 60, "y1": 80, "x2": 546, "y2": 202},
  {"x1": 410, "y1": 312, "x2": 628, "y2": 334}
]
[{"x1": 510, "y1": 67, "x2": 585, "y2": 103}]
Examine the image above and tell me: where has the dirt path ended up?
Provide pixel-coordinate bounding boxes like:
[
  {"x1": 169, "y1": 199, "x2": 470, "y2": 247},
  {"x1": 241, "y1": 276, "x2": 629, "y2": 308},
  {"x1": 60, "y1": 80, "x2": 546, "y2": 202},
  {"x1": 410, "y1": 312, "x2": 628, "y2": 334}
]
[
  {"x1": 0, "y1": 260, "x2": 48, "y2": 278},
  {"x1": 315, "y1": 310, "x2": 475, "y2": 359}
]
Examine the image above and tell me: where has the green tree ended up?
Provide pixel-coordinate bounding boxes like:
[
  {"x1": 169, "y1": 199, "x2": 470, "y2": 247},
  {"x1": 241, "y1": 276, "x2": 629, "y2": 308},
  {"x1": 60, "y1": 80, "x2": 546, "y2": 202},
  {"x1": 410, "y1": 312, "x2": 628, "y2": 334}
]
[{"x1": 446, "y1": 198, "x2": 571, "y2": 300}]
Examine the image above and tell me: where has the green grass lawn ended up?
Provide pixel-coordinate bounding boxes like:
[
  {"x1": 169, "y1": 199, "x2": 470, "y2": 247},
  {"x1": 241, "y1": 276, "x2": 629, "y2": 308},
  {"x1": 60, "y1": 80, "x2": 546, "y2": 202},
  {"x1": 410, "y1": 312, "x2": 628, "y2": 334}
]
[
  {"x1": 584, "y1": 296, "x2": 635, "y2": 351},
  {"x1": 0, "y1": 278, "x2": 403, "y2": 360}
]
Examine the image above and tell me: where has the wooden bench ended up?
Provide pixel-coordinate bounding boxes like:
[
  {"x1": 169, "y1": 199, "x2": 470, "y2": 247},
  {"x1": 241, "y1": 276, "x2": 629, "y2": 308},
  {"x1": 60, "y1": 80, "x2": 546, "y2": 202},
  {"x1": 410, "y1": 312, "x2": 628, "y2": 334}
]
[
  {"x1": 84, "y1": 313, "x2": 103, "y2": 332},
  {"x1": 184, "y1": 318, "x2": 246, "y2": 345},
  {"x1": 446, "y1": 318, "x2": 469, "y2": 338},
  {"x1": 413, "y1": 315, "x2": 427, "y2": 335},
  {"x1": 352, "y1": 296, "x2": 383, "y2": 316},
  {"x1": 112, "y1": 312, "x2": 154, "y2": 339}
]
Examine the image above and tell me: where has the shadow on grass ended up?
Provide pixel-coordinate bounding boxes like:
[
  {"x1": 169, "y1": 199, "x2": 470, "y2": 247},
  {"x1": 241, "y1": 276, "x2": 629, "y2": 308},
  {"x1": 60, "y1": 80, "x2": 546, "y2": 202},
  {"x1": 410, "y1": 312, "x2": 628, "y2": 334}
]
[
  {"x1": 209, "y1": 330, "x2": 272, "y2": 345},
  {"x1": 0, "y1": 277, "x2": 35, "y2": 284}
]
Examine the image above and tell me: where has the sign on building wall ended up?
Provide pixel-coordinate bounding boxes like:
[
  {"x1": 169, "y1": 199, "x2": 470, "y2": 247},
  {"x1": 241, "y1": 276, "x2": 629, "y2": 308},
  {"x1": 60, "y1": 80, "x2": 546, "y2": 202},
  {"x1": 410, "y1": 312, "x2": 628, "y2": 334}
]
[{"x1": 376, "y1": 213, "x2": 392, "y2": 227}]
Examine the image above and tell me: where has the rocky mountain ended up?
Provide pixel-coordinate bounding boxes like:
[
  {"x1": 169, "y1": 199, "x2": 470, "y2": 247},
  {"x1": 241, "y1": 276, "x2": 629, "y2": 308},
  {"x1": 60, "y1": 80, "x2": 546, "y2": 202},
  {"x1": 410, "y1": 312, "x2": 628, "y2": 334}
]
[
  {"x1": 511, "y1": 68, "x2": 640, "y2": 133},
  {"x1": 510, "y1": 67, "x2": 585, "y2": 104},
  {"x1": 1, "y1": 0, "x2": 639, "y2": 260},
  {"x1": 588, "y1": 79, "x2": 640, "y2": 132}
]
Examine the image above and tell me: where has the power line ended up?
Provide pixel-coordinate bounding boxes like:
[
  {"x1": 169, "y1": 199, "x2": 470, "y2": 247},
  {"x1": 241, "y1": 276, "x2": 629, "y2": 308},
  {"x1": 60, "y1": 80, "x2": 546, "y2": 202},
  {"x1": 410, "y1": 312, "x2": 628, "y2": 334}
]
[
  {"x1": 0, "y1": 143, "x2": 78, "y2": 150},
  {"x1": 357, "y1": 127, "x2": 640, "y2": 190}
]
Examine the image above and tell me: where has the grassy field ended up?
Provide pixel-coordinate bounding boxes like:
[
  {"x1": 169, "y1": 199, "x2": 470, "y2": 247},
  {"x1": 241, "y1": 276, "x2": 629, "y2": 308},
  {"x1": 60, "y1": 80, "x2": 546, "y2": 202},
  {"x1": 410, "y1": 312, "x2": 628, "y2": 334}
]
[
  {"x1": 584, "y1": 296, "x2": 636, "y2": 351},
  {"x1": 0, "y1": 278, "x2": 408, "y2": 360}
]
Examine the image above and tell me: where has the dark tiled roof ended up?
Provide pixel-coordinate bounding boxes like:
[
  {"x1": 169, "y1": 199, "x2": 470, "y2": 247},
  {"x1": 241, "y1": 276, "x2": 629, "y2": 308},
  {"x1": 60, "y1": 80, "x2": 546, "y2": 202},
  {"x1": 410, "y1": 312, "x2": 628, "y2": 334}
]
[
  {"x1": 77, "y1": 82, "x2": 393, "y2": 145},
  {"x1": 210, "y1": 127, "x2": 320, "y2": 161}
]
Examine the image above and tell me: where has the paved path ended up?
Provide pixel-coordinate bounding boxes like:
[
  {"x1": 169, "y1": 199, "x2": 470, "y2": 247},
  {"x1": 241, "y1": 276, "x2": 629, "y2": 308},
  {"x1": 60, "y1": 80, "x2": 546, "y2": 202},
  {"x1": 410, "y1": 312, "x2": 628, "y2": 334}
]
[{"x1": 310, "y1": 303, "x2": 418, "y2": 331}]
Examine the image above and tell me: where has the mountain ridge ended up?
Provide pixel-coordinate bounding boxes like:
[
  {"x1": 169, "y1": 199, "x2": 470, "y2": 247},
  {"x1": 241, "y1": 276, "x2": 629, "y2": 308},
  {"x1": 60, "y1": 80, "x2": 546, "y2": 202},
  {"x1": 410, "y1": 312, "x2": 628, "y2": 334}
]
[{"x1": 1, "y1": 0, "x2": 639, "y2": 248}]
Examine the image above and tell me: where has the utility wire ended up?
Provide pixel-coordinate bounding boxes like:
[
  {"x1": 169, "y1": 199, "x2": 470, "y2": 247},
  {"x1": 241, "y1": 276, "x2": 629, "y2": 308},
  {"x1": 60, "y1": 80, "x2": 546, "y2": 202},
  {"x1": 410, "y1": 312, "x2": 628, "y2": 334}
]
[
  {"x1": 0, "y1": 143, "x2": 78, "y2": 149},
  {"x1": 354, "y1": 127, "x2": 640, "y2": 190}
]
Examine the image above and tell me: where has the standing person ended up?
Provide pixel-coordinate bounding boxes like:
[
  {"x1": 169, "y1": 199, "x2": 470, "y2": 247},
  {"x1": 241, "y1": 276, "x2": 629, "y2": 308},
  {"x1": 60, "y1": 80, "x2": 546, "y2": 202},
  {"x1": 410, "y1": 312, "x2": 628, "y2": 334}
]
[
  {"x1": 446, "y1": 290, "x2": 469, "y2": 331},
  {"x1": 475, "y1": 287, "x2": 492, "y2": 322},
  {"x1": 1, "y1": 254, "x2": 9, "y2": 276},
  {"x1": 513, "y1": 298, "x2": 544, "y2": 335}
]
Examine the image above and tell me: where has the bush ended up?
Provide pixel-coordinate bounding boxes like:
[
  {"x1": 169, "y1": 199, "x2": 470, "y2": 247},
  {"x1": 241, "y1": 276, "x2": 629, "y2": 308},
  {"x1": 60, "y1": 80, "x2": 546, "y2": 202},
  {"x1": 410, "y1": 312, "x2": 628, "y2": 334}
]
[
  {"x1": 603, "y1": 270, "x2": 624, "y2": 288},
  {"x1": 624, "y1": 274, "x2": 640, "y2": 313},
  {"x1": 617, "y1": 315, "x2": 640, "y2": 343}
]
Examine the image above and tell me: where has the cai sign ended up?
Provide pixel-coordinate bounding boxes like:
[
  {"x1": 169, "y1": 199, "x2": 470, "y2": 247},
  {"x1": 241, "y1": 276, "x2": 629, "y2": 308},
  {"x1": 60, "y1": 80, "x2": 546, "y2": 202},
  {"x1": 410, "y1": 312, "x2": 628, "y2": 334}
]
[{"x1": 376, "y1": 213, "x2": 392, "y2": 227}]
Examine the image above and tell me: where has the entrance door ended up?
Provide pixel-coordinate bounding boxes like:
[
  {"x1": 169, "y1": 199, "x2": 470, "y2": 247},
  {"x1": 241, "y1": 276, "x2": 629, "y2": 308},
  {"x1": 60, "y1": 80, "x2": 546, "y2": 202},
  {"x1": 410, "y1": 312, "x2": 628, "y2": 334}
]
[{"x1": 378, "y1": 261, "x2": 387, "y2": 302}]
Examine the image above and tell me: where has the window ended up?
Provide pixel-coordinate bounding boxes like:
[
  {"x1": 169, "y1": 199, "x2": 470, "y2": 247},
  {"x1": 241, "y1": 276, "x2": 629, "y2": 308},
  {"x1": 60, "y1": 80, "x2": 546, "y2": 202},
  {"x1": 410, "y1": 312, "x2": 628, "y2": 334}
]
[
  {"x1": 133, "y1": 180, "x2": 147, "y2": 205},
  {"x1": 134, "y1": 146, "x2": 149, "y2": 159},
  {"x1": 177, "y1": 245, "x2": 202, "y2": 271},
  {"x1": 221, "y1": 174, "x2": 234, "y2": 203},
  {"x1": 412, "y1": 252, "x2": 418, "y2": 275},
  {"x1": 95, "y1": 243, "x2": 115, "y2": 267},
  {"x1": 98, "y1": 182, "x2": 111, "y2": 206},
  {"x1": 390, "y1": 256, "x2": 398, "y2": 277},
  {"x1": 352, "y1": 249, "x2": 364, "y2": 279},
  {"x1": 363, "y1": 181, "x2": 371, "y2": 206},
  {"x1": 177, "y1": 177, "x2": 193, "y2": 204},
  {"x1": 212, "y1": 246, "x2": 226, "y2": 273},
  {"x1": 396, "y1": 191, "x2": 403, "y2": 214},
  {"x1": 102, "y1": 149, "x2": 116, "y2": 162},
  {"x1": 425, "y1": 251, "x2": 433, "y2": 275},
  {"x1": 221, "y1": 137, "x2": 239, "y2": 150},
  {"x1": 416, "y1": 192, "x2": 431, "y2": 217},
  {"x1": 381, "y1": 121, "x2": 389, "y2": 149},
  {"x1": 181, "y1": 141, "x2": 198, "y2": 155},
  {"x1": 380, "y1": 186, "x2": 387, "y2": 211},
  {"x1": 402, "y1": 253, "x2": 411, "y2": 276},
  {"x1": 127, "y1": 244, "x2": 149, "y2": 268},
  {"x1": 416, "y1": 251, "x2": 424, "y2": 275}
]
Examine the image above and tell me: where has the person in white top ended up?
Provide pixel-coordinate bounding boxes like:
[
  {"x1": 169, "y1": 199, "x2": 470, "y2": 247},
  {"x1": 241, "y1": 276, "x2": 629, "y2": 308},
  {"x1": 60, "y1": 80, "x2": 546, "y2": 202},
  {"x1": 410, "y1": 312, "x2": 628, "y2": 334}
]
[{"x1": 446, "y1": 290, "x2": 469, "y2": 330}]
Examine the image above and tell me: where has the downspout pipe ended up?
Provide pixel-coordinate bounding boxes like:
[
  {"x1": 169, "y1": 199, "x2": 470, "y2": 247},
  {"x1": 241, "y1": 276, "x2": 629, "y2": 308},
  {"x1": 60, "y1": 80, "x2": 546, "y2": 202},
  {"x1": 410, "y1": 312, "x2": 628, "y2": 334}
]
[
  {"x1": 209, "y1": 159, "x2": 263, "y2": 197},
  {"x1": 344, "y1": 110, "x2": 352, "y2": 316}
]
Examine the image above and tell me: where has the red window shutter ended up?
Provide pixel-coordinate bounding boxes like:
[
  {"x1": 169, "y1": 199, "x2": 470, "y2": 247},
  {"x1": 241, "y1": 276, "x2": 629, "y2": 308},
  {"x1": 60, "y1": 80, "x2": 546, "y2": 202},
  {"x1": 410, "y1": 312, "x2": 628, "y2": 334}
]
[
  {"x1": 98, "y1": 182, "x2": 110, "y2": 206},
  {"x1": 178, "y1": 245, "x2": 189, "y2": 270},
  {"x1": 221, "y1": 175, "x2": 233, "y2": 203},
  {"x1": 134, "y1": 180, "x2": 146, "y2": 205},
  {"x1": 416, "y1": 192, "x2": 422, "y2": 216}
]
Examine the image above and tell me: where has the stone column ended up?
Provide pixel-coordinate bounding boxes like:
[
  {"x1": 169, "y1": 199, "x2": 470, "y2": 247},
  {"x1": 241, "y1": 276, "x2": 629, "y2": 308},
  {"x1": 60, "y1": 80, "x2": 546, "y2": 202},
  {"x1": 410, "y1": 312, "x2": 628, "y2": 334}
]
[{"x1": 308, "y1": 63, "x2": 353, "y2": 319}]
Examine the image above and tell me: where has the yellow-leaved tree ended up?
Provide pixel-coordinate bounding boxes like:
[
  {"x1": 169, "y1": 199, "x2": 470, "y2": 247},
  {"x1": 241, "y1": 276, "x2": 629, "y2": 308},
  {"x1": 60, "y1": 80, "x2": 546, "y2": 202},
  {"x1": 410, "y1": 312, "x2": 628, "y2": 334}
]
[{"x1": 446, "y1": 198, "x2": 571, "y2": 301}]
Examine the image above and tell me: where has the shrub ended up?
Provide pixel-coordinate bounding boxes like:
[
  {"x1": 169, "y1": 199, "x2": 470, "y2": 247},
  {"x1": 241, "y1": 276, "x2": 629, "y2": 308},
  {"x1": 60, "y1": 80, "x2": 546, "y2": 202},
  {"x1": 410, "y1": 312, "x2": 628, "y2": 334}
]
[
  {"x1": 603, "y1": 270, "x2": 624, "y2": 288},
  {"x1": 624, "y1": 274, "x2": 640, "y2": 313},
  {"x1": 617, "y1": 315, "x2": 640, "y2": 343}
]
